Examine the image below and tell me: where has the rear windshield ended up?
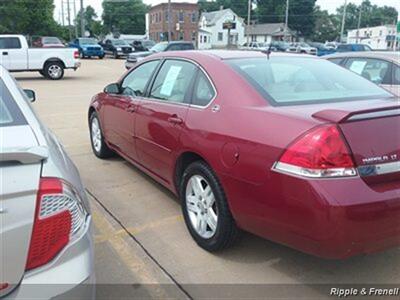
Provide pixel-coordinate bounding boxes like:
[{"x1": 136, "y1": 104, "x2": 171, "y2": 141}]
[
  {"x1": 43, "y1": 37, "x2": 62, "y2": 44},
  {"x1": 226, "y1": 56, "x2": 392, "y2": 105},
  {"x1": 0, "y1": 79, "x2": 26, "y2": 126}
]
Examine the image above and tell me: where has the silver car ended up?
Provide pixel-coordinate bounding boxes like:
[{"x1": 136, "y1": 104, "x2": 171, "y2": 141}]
[
  {"x1": 0, "y1": 65, "x2": 94, "y2": 299},
  {"x1": 324, "y1": 51, "x2": 400, "y2": 96}
]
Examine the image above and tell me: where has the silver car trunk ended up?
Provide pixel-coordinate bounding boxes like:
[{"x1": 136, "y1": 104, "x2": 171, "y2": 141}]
[{"x1": 0, "y1": 125, "x2": 45, "y2": 297}]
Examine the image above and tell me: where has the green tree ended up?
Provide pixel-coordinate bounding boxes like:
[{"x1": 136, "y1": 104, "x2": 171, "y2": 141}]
[
  {"x1": 310, "y1": 6, "x2": 340, "y2": 42},
  {"x1": 75, "y1": 5, "x2": 103, "y2": 36},
  {"x1": 102, "y1": 0, "x2": 148, "y2": 34},
  {"x1": 0, "y1": 0, "x2": 61, "y2": 35},
  {"x1": 255, "y1": 0, "x2": 285, "y2": 23}
]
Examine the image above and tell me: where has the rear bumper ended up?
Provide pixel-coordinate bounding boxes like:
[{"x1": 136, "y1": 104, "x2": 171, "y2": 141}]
[
  {"x1": 223, "y1": 172, "x2": 400, "y2": 259},
  {"x1": 83, "y1": 50, "x2": 104, "y2": 57},
  {"x1": 5, "y1": 217, "x2": 94, "y2": 299}
]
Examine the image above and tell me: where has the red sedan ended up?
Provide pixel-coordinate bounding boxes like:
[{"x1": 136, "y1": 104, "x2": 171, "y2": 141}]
[{"x1": 88, "y1": 51, "x2": 400, "y2": 259}]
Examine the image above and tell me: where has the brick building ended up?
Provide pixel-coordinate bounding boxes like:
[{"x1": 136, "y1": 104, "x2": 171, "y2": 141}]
[{"x1": 148, "y1": 3, "x2": 199, "y2": 43}]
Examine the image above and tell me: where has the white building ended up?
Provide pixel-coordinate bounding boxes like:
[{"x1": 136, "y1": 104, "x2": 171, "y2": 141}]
[
  {"x1": 198, "y1": 29, "x2": 212, "y2": 50},
  {"x1": 245, "y1": 23, "x2": 295, "y2": 44},
  {"x1": 199, "y1": 8, "x2": 245, "y2": 48},
  {"x1": 347, "y1": 24, "x2": 397, "y2": 50}
]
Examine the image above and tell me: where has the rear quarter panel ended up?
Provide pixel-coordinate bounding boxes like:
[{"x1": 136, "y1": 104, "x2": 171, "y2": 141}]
[{"x1": 27, "y1": 48, "x2": 77, "y2": 69}]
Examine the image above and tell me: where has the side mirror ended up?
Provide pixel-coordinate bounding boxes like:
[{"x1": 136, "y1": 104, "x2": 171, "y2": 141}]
[
  {"x1": 104, "y1": 83, "x2": 120, "y2": 94},
  {"x1": 24, "y1": 89, "x2": 36, "y2": 102}
]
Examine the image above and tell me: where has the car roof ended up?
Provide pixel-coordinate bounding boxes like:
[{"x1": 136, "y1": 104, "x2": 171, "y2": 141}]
[
  {"x1": 324, "y1": 51, "x2": 400, "y2": 64},
  {"x1": 149, "y1": 50, "x2": 316, "y2": 61}
]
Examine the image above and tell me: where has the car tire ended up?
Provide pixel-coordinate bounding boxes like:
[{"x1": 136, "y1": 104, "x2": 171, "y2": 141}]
[
  {"x1": 99, "y1": 55, "x2": 105, "y2": 59},
  {"x1": 44, "y1": 61, "x2": 64, "y2": 80},
  {"x1": 180, "y1": 161, "x2": 240, "y2": 252},
  {"x1": 89, "y1": 112, "x2": 114, "y2": 159},
  {"x1": 113, "y1": 51, "x2": 119, "y2": 59}
]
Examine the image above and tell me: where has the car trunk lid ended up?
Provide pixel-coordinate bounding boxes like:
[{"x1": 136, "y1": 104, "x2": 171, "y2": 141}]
[
  {"x1": 0, "y1": 125, "x2": 47, "y2": 296},
  {"x1": 313, "y1": 104, "x2": 400, "y2": 182}
]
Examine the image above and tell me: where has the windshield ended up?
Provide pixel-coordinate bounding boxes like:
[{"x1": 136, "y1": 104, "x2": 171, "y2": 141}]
[
  {"x1": 150, "y1": 43, "x2": 168, "y2": 52},
  {"x1": 79, "y1": 38, "x2": 97, "y2": 45},
  {"x1": 112, "y1": 40, "x2": 129, "y2": 46},
  {"x1": 43, "y1": 37, "x2": 62, "y2": 44},
  {"x1": 226, "y1": 57, "x2": 392, "y2": 105}
]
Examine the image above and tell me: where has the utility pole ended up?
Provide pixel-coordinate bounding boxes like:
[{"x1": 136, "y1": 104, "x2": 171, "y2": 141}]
[
  {"x1": 80, "y1": 0, "x2": 85, "y2": 37},
  {"x1": 168, "y1": 0, "x2": 172, "y2": 41},
  {"x1": 73, "y1": 0, "x2": 78, "y2": 38},
  {"x1": 246, "y1": 0, "x2": 251, "y2": 44},
  {"x1": 340, "y1": 0, "x2": 347, "y2": 43},
  {"x1": 61, "y1": 0, "x2": 65, "y2": 26},
  {"x1": 284, "y1": 0, "x2": 289, "y2": 41},
  {"x1": 66, "y1": 0, "x2": 72, "y2": 40},
  {"x1": 356, "y1": 6, "x2": 362, "y2": 43}
]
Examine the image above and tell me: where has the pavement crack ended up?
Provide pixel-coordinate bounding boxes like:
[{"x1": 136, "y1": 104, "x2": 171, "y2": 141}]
[{"x1": 86, "y1": 188, "x2": 193, "y2": 300}]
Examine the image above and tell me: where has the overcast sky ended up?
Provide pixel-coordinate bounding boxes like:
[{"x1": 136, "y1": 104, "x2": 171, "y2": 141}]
[{"x1": 54, "y1": 0, "x2": 400, "y2": 23}]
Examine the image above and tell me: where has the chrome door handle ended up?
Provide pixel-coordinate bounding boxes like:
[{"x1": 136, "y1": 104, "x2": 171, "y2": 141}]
[{"x1": 168, "y1": 115, "x2": 183, "y2": 125}]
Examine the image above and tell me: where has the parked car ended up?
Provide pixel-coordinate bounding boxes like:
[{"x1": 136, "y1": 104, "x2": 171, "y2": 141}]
[
  {"x1": 69, "y1": 37, "x2": 104, "y2": 59},
  {"x1": 0, "y1": 65, "x2": 93, "y2": 299},
  {"x1": 336, "y1": 43, "x2": 372, "y2": 52},
  {"x1": 270, "y1": 41, "x2": 290, "y2": 52},
  {"x1": 287, "y1": 42, "x2": 317, "y2": 55},
  {"x1": 88, "y1": 50, "x2": 399, "y2": 259},
  {"x1": 325, "y1": 41, "x2": 339, "y2": 50},
  {"x1": 31, "y1": 36, "x2": 65, "y2": 48},
  {"x1": 100, "y1": 39, "x2": 133, "y2": 59},
  {"x1": 240, "y1": 42, "x2": 268, "y2": 51},
  {"x1": 125, "y1": 41, "x2": 195, "y2": 69},
  {"x1": 324, "y1": 51, "x2": 400, "y2": 96},
  {"x1": 0, "y1": 35, "x2": 80, "y2": 80},
  {"x1": 308, "y1": 42, "x2": 336, "y2": 56},
  {"x1": 130, "y1": 39, "x2": 156, "y2": 52}
]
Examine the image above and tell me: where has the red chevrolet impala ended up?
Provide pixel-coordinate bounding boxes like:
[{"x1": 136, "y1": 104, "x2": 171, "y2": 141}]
[{"x1": 88, "y1": 51, "x2": 400, "y2": 259}]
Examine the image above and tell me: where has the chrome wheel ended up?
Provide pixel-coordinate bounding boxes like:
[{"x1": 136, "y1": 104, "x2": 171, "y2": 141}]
[
  {"x1": 48, "y1": 65, "x2": 62, "y2": 79},
  {"x1": 91, "y1": 117, "x2": 102, "y2": 152},
  {"x1": 185, "y1": 175, "x2": 218, "y2": 239}
]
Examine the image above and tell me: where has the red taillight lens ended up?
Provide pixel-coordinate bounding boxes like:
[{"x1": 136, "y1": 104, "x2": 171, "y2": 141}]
[
  {"x1": 275, "y1": 125, "x2": 357, "y2": 178},
  {"x1": 26, "y1": 178, "x2": 72, "y2": 270},
  {"x1": 74, "y1": 50, "x2": 79, "y2": 58}
]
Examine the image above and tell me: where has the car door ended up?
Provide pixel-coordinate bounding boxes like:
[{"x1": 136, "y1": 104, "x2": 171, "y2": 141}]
[
  {"x1": 0, "y1": 37, "x2": 26, "y2": 70},
  {"x1": 102, "y1": 60, "x2": 160, "y2": 160},
  {"x1": 388, "y1": 63, "x2": 400, "y2": 96},
  {"x1": 135, "y1": 59, "x2": 197, "y2": 182}
]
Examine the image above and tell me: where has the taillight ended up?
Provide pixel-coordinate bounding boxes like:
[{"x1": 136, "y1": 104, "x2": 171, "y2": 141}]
[
  {"x1": 74, "y1": 50, "x2": 79, "y2": 59},
  {"x1": 273, "y1": 125, "x2": 357, "y2": 178},
  {"x1": 26, "y1": 178, "x2": 88, "y2": 271}
]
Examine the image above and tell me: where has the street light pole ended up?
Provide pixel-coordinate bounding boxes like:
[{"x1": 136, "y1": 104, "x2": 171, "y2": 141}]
[
  {"x1": 66, "y1": 0, "x2": 72, "y2": 41},
  {"x1": 168, "y1": 0, "x2": 172, "y2": 41},
  {"x1": 356, "y1": 6, "x2": 362, "y2": 43},
  {"x1": 80, "y1": 0, "x2": 85, "y2": 37},
  {"x1": 246, "y1": 0, "x2": 251, "y2": 44},
  {"x1": 284, "y1": 0, "x2": 289, "y2": 41},
  {"x1": 340, "y1": 0, "x2": 347, "y2": 43}
]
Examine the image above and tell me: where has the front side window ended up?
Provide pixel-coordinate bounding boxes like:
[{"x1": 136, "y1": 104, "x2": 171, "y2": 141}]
[
  {"x1": 0, "y1": 37, "x2": 21, "y2": 49},
  {"x1": 192, "y1": 71, "x2": 215, "y2": 106},
  {"x1": 149, "y1": 60, "x2": 197, "y2": 103},
  {"x1": 226, "y1": 57, "x2": 392, "y2": 105},
  {"x1": 121, "y1": 60, "x2": 159, "y2": 97},
  {"x1": 218, "y1": 32, "x2": 223, "y2": 41},
  {"x1": 344, "y1": 58, "x2": 392, "y2": 84}
]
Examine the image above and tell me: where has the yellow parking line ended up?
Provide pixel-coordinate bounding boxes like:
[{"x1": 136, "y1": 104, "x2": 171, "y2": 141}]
[
  {"x1": 94, "y1": 214, "x2": 183, "y2": 244},
  {"x1": 91, "y1": 208, "x2": 173, "y2": 298}
]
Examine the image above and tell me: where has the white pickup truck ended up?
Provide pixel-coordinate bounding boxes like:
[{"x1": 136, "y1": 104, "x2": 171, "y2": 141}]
[{"x1": 0, "y1": 35, "x2": 80, "y2": 80}]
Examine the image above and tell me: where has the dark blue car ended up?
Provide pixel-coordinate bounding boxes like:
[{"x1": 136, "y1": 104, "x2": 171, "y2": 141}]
[
  {"x1": 336, "y1": 43, "x2": 372, "y2": 52},
  {"x1": 69, "y1": 38, "x2": 105, "y2": 59}
]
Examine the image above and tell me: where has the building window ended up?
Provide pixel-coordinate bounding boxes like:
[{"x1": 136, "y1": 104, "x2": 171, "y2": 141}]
[
  {"x1": 379, "y1": 30, "x2": 382, "y2": 36},
  {"x1": 204, "y1": 35, "x2": 207, "y2": 43},
  {"x1": 165, "y1": 11, "x2": 169, "y2": 23},
  {"x1": 200, "y1": 35, "x2": 203, "y2": 43},
  {"x1": 191, "y1": 12, "x2": 197, "y2": 23},
  {"x1": 192, "y1": 31, "x2": 196, "y2": 41},
  {"x1": 218, "y1": 32, "x2": 223, "y2": 41},
  {"x1": 178, "y1": 11, "x2": 184, "y2": 23},
  {"x1": 179, "y1": 31, "x2": 184, "y2": 40}
]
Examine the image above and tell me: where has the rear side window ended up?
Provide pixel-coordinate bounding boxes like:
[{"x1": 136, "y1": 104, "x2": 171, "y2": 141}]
[
  {"x1": 344, "y1": 58, "x2": 392, "y2": 84},
  {"x1": 0, "y1": 79, "x2": 27, "y2": 126},
  {"x1": 226, "y1": 57, "x2": 392, "y2": 105},
  {"x1": 0, "y1": 37, "x2": 22, "y2": 49},
  {"x1": 149, "y1": 60, "x2": 197, "y2": 103},
  {"x1": 192, "y1": 71, "x2": 215, "y2": 106}
]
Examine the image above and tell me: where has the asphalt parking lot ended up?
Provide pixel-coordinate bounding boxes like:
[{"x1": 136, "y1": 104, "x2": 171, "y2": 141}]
[{"x1": 15, "y1": 59, "x2": 400, "y2": 299}]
